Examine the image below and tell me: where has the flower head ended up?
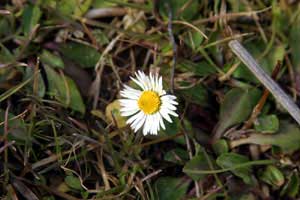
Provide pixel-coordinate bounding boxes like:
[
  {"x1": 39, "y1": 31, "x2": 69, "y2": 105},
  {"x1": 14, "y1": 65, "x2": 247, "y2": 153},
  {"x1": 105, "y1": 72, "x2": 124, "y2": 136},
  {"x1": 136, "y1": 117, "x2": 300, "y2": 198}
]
[{"x1": 119, "y1": 71, "x2": 178, "y2": 135}]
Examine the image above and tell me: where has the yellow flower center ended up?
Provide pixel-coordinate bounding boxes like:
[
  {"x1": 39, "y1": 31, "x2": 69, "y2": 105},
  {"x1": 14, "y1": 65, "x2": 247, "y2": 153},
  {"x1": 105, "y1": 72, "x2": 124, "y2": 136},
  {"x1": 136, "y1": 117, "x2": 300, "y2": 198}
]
[{"x1": 138, "y1": 91, "x2": 161, "y2": 114}]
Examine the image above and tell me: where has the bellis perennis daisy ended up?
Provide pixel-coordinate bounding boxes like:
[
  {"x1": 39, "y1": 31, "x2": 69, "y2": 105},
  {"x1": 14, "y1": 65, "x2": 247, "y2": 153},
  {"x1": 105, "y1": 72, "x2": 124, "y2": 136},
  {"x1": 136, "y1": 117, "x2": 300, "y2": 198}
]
[{"x1": 119, "y1": 71, "x2": 178, "y2": 135}]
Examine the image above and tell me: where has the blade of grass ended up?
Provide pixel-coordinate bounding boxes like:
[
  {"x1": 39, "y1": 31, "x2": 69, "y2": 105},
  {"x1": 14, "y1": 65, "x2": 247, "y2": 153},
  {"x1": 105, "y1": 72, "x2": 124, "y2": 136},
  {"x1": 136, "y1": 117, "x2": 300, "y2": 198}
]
[
  {"x1": 184, "y1": 159, "x2": 275, "y2": 174},
  {"x1": 0, "y1": 74, "x2": 35, "y2": 102}
]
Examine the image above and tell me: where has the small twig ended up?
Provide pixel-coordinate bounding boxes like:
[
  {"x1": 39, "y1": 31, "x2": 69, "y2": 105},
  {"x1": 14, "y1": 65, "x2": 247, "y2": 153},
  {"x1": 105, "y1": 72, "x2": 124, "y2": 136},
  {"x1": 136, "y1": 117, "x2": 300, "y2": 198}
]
[
  {"x1": 166, "y1": 3, "x2": 177, "y2": 94},
  {"x1": 193, "y1": 7, "x2": 272, "y2": 25},
  {"x1": 218, "y1": 61, "x2": 240, "y2": 81},
  {"x1": 85, "y1": 7, "x2": 127, "y2": 19},
  {"x1": 91, "y1": 34, "x2": 122, "y2": 109},
  {"x1": 0, "y1": 10, "x2": 11, "y2": 15},
  {"x1": 229, "y1": 40, "x2": 300, "y2": 126},
  {"x1": 140, "y1": 169, "x2": 162, "y2": 182},
  {"x1": 0, "y1": 141, "x2": 15, "y2": 154},
  {"x1": 172, "y1": 20, "x2": 208, "y2": 40}
]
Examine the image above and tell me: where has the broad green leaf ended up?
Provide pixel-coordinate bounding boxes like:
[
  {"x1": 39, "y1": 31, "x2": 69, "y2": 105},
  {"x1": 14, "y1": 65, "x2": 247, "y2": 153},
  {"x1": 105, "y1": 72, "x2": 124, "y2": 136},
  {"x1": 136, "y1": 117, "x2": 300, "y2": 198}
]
[
  {"x1": 56, "y1": 0, "x2": 76, "y2": 16},
  {"x1": 212, "y1": 139, "x2": 229, "y2": 156},
  {"x1": 65, "y1": 175, "x2": 82, "y2": 190},
  {"x1": 214, "y1": 88, "x2": 261, "y2": 139},
  {"x1": 24, "y1": 67, "x2": 46, "y2": 97},
  {"x1": 164, "y1": 148, "x2": 189, "y2": 165},
  {"x1": 254, "y1": 115, "x2": 279, "y2": 134},
  {"x1": 183, "y1": 152, "x2": 213, "y2": 181},
  {"x1": 230, "y1": 121, "x2": 300, "y2": 153},
  {"x1": 178, "y1": 60, "x2": 216, "y2": 76},
  {"x1": 92, "y1": 29, "x2": 109, "y2": 46},
  {"x1": 57, "y1": 0, "x2": 92, "y2": 17},
  {"x1": 160, "y1": 118, "x2": 185, "y2": 145},
  {"x1": 183, "y1": 30, "x2": 204, "y2": 51},
  {"x1": 22, "y1": 4, "x2": 41, "y2": 35},
  {"x1": 44, "y1": 65, "x2": 85, "y2": 114},
  {"x1": 0, "y1": 18, "x2": 12, "y2": 38},
  {"x1": 259, "y1": 165, "x2": 284, "y2": 188},
  {"x1": 0, "y1": 110, "x2": 29, "y2": 144},
  {"x1": 217, "y1": 152, "x2": 252, "y2": 184},
  {"x1": 158, "y1": 0, "x2": 199, "y2": 21},
  {"x1": 74, "y1": 0, "x2": 93, "y2": 17},
  {"x1": 40, "y1": 50, "x2": 64, "y2": 69},
  {"x1": 0, "y1": 44, "x2": 14, "y2": 63},
  {"x1": 178, "y1": 84, "x2": 208, "y2": 106},
  {"x1": 92, "y1": 0, "x2": 116, "y2": 8},
  {"x1": 154, "y1": 177, "x2": 189, "y2": 200},
  {"x1": 60, "y1": 42, "x2": 101, "y2": 68},
  {"x1": 281, "y1": 172, "x2": 300, "y2": 198}
]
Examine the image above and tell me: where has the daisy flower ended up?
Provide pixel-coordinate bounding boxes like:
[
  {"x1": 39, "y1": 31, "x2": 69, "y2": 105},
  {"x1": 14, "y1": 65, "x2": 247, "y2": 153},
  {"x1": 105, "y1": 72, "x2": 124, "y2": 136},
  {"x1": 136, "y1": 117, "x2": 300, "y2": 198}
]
[{"x1": 119, "y1": 71, "x2": 178, "y2": 135}]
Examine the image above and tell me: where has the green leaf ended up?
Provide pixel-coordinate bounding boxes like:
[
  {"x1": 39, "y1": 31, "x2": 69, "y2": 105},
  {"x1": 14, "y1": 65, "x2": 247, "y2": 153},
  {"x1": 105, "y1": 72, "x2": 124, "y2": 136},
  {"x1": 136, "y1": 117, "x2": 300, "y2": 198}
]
[
  {"x1": 65, "y1": 175, "x2": 82, "y2": 190},
  {"x1": 22, "y1": 4, "x2": 41, "y2": 35},
  {"x1": 216, "y1": 152, "x2": 252, "y2": 184},
  {"x1": 178, "y1": 84, "x2": 208, "y2": 106},
  {"x1": 24, "y1": 67, "x2": 46, "y2": 97},
  {"x1": 0, "y1": 110, "x2": 30, "y2": 144},
  {"x1": 160, "y1": 118, "x2": 185, "y2": 145},
  {"x1": 154, "y1": 177, "x2": 189, "y2": 200},
  {"x1": 214, "y1": 88, "x2": 261, "y2": 139},
  {"x1": 0, "y1": 18, "x2": 12, "y2": 38},
  {"x1": 92, "y1": 29, "x2": 109, "y2": 46},
  {"x1": 158, "y1": 0, "x2": 199, "y2": 21},
  {"x1": 60, "y1": 42, "x2": 101, "y2": 68},
  {"x1": 44, "y1": 65, "x2": 85, "y2": 114},
  {"x1": 183, "y1": 152, "x2": 213, "y2": 181},
  {"x1": 178, "y1": 60, "x2": 216, "y2": 76},
  {"x1": 164, "y1": 148, "x2": 189, "y2": 165},
  {"x1": 183, "y1": 30, "x2": 204, "y2": 51},
  {"x1": 290, "y1": 16, "x2": 300, "y2": 72},
  {"x1": 212, "y1": 139, "x2": 229, "y2": 156},
  {"x1": 259, "y1": 165, "x2": 284, "y2": 188},
  {"x1": 92, "y1": 0, "x2": 116, "y2": 8},
  {"x1": 254, "y1": 115, "x2": 279, "y2": 134},
  {"x1": 230, "y1": 121, "x2": 300, "y2": 153},
  {"x1": 40, "y1": 50, "x2": 64, "y2": 69},
  {"x1": 56, "y1": 0, "x2": 76, "y2": 16},
  {"x1": 56, "y1": 0, "x2": 92, "y2": 17},
  {"x1": 0, "y1": 44, "x2": 14, "y2": 63},
  {"x1": 281, "y1": 172, "x2": 300, "y2": 198},
  {"x1": 0, "y1": 75, "x2": 34, "y2": 103},
  {"x1": 74, "y1": 0, "x2": 93, "y2": 17}
]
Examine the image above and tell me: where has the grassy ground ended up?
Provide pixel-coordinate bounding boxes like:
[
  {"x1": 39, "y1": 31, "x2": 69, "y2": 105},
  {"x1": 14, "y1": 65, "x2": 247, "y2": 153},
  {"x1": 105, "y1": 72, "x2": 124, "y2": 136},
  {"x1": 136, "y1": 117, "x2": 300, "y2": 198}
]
[{"x1": 1, "y1": 0, "x2": 300, "y2": 199}]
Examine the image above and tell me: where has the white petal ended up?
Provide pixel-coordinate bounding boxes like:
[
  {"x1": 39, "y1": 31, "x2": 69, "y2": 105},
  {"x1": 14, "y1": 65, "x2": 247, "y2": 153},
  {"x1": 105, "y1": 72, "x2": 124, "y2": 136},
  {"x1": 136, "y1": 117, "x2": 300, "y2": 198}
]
[
  {"x1": 132, "y1": 113, "x2": 146, "y2": 132},
  {"x1": 120, "y1": 85, "x2": 142, "y2": 98},
  {"x1": 153, "y1": 113, "x2": 160, "y2": 134},
  {"x1": 119, "y1": 99, "x2": 137, "y2": 105},
  {"x1": 143, "y1": 116, "x2": 150, "y2": 135},
  {"x1": 159, "y1": 114, "x2": 166, "y2": 130},
  {"x1": 131, "y1": 77, "x2": 145, "y2": 90},
  {"x1": 159, "y1": 108, "x2": 172, "y2": 123},
  {"x1": 127, "y1": 111, "x2": 143, "y2": 124},
  {"x1": 162, "y1": 102, "x2": 177, "y2": 111},
  {"x1": 121, "y1": 108, "x2": 139, "y2": 117}
]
